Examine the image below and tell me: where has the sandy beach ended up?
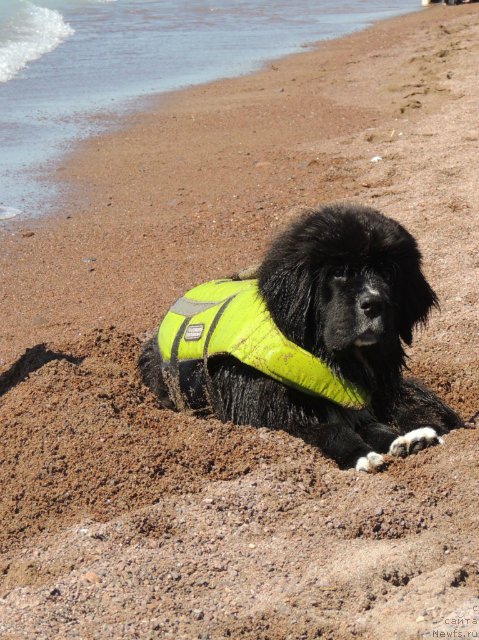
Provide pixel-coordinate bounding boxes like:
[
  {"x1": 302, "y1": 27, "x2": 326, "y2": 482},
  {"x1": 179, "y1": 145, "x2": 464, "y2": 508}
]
[{"x1": 1, "y1": 5, "x2": 479, "y2": 638}]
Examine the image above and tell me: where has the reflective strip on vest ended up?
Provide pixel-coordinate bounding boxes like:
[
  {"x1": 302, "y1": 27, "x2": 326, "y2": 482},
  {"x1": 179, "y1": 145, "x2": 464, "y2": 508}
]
[{"x1": 157, "y1": 279, "x2": 370, "y2": 410}]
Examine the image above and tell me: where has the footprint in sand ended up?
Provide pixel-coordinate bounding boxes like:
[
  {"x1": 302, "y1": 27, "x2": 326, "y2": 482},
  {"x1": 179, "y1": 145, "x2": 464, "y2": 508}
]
[{"x1": 400, "y1": 100, "x2": 422, "y2": 114}]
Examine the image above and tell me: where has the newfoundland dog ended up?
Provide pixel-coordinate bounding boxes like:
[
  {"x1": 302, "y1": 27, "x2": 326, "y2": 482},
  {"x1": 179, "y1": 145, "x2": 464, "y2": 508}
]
[{"x1": 139, "y1": 203, "x2": 462, "y2": 471}]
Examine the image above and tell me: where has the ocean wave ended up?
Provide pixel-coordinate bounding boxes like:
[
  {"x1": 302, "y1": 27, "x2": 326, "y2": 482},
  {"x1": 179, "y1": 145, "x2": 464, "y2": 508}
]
[
  {"x1": 0, "y1": 206, "x2": 22, "y2": 220},
  {"x1": 0, "y1": 1, "x2": 74, "y2": 83}
]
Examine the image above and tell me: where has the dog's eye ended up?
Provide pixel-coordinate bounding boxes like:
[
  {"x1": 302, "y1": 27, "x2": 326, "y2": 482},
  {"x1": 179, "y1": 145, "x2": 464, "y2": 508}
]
[
  {"x1": 331, "y1": 266, "x2": 347, "y2": 279},
  {"x1": 382, "y1": 269, "x2": 395, "y2": 284}
]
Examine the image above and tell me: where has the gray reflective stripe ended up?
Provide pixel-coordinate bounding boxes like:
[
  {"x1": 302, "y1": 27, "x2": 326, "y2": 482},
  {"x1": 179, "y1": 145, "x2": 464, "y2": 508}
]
[{"x1": 169, "y1": 297, "x2": 220, "y2": 317}]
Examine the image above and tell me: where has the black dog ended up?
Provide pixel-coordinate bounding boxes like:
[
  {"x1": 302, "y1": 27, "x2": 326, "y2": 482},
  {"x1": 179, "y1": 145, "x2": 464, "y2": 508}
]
[{"x1": 139, "y1": 203, "x2": 462, "y2": 471}]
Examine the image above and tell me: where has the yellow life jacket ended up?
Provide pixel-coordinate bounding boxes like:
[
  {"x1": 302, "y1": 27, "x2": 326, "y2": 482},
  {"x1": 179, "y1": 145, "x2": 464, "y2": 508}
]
[{"x1": 157, "y1": 279, "x2": 369, "y2": 411}]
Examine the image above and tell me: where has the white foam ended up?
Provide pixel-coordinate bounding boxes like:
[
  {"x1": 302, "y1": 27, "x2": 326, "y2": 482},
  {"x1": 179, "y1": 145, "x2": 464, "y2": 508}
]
[
  {"x1": 0, "y1": 206, "x2": 22, "y2": 220},
  {"x1": 0, "y1": 2, "x2": 74, "y2": 84}
]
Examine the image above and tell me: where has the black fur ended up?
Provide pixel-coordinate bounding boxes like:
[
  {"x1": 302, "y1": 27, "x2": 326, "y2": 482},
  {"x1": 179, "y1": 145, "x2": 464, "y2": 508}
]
[{"x1": 139, "y1": 203, "x2": 462, "y2": 469}]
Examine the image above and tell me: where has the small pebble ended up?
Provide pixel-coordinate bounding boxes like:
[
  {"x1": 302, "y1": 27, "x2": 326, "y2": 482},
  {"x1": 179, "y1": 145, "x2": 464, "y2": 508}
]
[{"x1": 81, "y1": 571, "x2": 101, "y2": 585}]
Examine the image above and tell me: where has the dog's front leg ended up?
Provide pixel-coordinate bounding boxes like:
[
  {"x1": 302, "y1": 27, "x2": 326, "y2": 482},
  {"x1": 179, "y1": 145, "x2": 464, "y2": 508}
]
[
  {"x1": 385, "y1": 379, "x2": 463, "y2": 458},
  {"x1": 388, "y1": 427, "x2": 444, "y2": 457},
  {"x1": 355, "y1": 420, "x2": 444, "y2": 462},
  {"x1": 307, "y1": 421, "x2": 386, "y2": 473}
]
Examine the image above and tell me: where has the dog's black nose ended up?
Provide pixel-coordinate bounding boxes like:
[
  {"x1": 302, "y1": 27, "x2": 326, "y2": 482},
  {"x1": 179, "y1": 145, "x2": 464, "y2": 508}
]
[{"x1": 359, "y1": 292, "x2": 383, "y2": 318}]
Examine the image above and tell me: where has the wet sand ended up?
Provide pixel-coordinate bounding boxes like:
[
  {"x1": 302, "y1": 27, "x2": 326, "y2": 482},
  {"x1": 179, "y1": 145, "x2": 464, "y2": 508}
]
[{"x1": 1, "y1": 5, "x2": 478, "y2": 639}]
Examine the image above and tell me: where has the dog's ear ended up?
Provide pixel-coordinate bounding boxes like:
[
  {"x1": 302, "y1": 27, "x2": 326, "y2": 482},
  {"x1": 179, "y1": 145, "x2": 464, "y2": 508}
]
[
  {"x1": 396, "y1": 266, "x2": 438, "y2": 345},
  {"x1": 258, "y1": 261, "x2": 313, "y2": 346}
]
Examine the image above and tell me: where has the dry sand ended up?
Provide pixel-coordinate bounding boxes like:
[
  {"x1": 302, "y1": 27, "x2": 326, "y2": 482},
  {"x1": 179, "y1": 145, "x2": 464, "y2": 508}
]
[{"x1": 0, "y1": 5, "x2": 478, "y2": 639}]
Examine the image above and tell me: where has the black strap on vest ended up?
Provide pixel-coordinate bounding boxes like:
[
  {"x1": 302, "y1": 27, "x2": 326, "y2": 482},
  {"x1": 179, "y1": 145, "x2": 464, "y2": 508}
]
[
  {"x1": 163, "y1": 294, "x2": 237, "y2": 414},
  {"x1": 164, "y1": 316, "x2": 190, "y2": 412}
]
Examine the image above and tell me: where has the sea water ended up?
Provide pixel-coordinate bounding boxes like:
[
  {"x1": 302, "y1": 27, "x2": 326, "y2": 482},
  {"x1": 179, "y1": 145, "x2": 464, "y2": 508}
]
[{"x1": 0, "y1": 0, "x2": 421, "y2": 220}]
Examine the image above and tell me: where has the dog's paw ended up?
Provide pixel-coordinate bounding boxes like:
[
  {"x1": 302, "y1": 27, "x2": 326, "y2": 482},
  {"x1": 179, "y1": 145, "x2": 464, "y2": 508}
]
[
  {"x1": 389, "y1": 427, "x2": 444, "y2": 458},
  {"x1": 355, "y1": 452, "x2": 386, "y2": 473}
]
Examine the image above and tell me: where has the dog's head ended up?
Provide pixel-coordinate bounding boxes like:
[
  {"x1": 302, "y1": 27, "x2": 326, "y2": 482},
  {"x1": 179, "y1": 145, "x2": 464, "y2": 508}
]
[{"x1": 258, "y1": 203, "x2": 438, "y2": 364}]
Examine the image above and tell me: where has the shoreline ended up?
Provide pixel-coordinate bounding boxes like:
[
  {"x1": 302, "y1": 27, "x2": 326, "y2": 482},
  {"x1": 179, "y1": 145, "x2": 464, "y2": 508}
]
[
  {"x1": 0, "y1": 1, "x2": 423, "y2": 223},
  {"x1": 1, "y1": 4, "x2": 442, "y2": 235},
  {"x1": 1, "y1": 3, "x2": 425, "y2": 227}
]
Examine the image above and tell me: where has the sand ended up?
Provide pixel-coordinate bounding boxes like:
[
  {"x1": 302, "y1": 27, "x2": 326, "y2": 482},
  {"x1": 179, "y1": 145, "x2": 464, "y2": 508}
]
[{"x1": 0, "y1": 5, "x2": 478, "y2": 639}]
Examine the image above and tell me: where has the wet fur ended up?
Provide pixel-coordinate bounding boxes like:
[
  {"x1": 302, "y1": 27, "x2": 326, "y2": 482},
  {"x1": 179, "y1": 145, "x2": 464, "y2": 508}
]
[{"x1": 139, "y1": 203, "x2": 462, "y2": 468}]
